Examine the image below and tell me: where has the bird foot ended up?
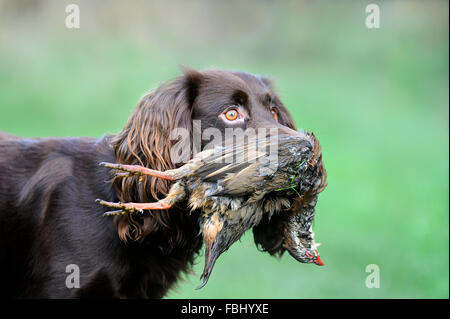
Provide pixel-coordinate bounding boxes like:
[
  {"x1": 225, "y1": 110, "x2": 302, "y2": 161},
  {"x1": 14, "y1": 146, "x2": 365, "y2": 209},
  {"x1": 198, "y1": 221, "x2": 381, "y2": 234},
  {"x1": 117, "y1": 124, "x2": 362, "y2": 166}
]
[
  {"x1": 99, "y1": 162, "x2": 177, "y2": 180},
  {"x1": 96, "y1": 199, "x2": 173, "y2": 216}
]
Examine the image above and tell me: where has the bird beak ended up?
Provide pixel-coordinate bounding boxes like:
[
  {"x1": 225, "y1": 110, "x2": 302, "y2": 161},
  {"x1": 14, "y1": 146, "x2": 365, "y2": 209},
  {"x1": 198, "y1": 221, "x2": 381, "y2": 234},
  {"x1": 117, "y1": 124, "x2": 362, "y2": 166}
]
[{"x1": 313, "y1": 255, "x2": 325, "y2": 266}]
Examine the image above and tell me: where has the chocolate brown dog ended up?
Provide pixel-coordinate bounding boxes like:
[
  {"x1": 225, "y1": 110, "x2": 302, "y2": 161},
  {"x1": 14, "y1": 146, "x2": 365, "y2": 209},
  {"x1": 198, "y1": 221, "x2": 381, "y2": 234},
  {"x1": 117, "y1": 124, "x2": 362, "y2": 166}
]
[{"x1": 0, "y1": 68, "x2": 322, "y2": 298}]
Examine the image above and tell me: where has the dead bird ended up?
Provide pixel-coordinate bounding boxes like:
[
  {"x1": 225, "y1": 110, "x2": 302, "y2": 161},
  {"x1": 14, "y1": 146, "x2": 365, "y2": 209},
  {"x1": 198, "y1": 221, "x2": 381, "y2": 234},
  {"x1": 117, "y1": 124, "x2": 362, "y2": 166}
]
[{"x1": 97, "y1": 132, "x2": 327, "y2": 288}]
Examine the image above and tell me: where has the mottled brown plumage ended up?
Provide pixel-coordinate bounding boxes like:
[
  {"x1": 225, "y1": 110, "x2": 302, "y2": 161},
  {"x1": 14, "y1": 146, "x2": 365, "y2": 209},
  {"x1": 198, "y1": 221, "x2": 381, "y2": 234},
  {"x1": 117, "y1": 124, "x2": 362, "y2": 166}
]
[{"x1": 98, "y1": 131, "x2": 327, "y2": 288}]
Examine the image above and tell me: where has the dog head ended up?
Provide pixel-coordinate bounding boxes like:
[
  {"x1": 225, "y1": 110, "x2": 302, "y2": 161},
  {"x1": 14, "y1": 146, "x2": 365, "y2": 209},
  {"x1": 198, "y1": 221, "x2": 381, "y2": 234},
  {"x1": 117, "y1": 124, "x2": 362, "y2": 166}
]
[{"x1": 111, "y1": 68, "x2": 301, "y2": 258}]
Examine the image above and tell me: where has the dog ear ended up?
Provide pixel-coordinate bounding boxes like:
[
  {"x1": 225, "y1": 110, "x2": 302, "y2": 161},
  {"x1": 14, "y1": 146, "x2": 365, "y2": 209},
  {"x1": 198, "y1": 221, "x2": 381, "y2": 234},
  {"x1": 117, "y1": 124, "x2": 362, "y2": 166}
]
[
  {"x1": 111, "y1": 70, "x2": 202, "y2": 241},
  {"x1": 180, "y1": 65, "x2": 202, "y2": 103}
]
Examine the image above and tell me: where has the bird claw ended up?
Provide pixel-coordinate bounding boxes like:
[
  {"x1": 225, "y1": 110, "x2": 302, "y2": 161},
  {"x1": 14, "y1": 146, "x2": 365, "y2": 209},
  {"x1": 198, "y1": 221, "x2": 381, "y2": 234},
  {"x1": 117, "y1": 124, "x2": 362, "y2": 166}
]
[
  {"x1": 99, "y1": 162, "x2": 176, "y2": 180},
  {"x1": 96, "y1": 199, "x2": 144, "y2": 216},
  {"x1": 99, "y1": 162, "x2": 140, "y2": 176},
  {"x1": 96, "y1": 199, "x2": 173, "y2": 217},
  {"x1": 114, "y1": 172, "x2": 133, "y2": 178},
  {"x1": 103, "y1": 209, "x2": 128, "y2": 216}
]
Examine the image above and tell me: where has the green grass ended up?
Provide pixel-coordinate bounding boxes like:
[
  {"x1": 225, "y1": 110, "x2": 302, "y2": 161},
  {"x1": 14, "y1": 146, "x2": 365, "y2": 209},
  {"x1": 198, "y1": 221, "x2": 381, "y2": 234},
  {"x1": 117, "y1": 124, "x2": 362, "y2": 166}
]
[{"x1": 0, "y1": 0, "x2": 448, "y2": 298}]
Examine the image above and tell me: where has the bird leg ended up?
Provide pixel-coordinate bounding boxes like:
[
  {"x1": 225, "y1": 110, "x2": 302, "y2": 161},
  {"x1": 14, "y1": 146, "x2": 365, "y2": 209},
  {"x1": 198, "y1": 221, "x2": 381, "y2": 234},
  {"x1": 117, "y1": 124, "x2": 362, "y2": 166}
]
[
  {"x1": 96, "y1": 179, "x2": 186, "y2": 216},
  {"x1": 96, "y1": 163, "x2": 175, "y2": 215},
  {"x1": 96, "y1": 199, "x2": 173, "y2": 216},
  {"x1": 99, "y1": 162, "x2": 177, "y2": 180}
]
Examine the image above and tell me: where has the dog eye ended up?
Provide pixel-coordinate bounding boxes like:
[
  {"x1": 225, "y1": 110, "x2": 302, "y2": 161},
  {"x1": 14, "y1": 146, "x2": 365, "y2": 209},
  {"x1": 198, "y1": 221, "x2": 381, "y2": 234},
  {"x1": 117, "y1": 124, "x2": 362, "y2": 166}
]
[
  {"x1": 219, "y1": 106, "x2": 246, "y2": 124},
  {"x1": 271, "y1": 108, "x2": 278, "y2": 122},
  {"x1": 224, "y1": 109, "x2": 239, "y2": 121}
]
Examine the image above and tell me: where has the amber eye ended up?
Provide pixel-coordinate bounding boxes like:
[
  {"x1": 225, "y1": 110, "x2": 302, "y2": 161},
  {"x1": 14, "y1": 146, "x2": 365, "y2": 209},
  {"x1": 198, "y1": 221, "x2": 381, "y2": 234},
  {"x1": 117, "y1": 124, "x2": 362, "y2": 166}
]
[
  {"x1": 271, "y1": 108, "x2": 278, "y2": 122},
  {"x1": 225, "y1": 109, "x2": 239, "y2": 121}
]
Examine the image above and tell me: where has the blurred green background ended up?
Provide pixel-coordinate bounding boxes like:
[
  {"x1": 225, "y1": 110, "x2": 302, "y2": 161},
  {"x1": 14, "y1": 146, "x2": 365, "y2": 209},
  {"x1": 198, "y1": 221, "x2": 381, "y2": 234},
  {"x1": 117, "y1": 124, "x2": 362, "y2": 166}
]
[{"x1": 0, "y1": 0, "x2": 448, "y2": 298}]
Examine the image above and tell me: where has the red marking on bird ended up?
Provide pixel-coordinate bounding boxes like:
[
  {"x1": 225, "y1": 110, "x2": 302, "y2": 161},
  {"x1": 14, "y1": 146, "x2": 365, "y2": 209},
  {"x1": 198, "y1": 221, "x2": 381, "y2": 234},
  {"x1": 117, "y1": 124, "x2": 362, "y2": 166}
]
[{"x1": 314, "y1": 256, "x2": 325, "y2": 266}]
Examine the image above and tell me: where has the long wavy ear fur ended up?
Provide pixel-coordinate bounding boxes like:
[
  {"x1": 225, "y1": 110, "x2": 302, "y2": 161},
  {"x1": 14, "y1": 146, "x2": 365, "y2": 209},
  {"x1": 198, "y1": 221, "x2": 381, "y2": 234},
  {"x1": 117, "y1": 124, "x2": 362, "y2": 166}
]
[{"x1": 111, "y1": 69, "x2": 202, "y2": 242}]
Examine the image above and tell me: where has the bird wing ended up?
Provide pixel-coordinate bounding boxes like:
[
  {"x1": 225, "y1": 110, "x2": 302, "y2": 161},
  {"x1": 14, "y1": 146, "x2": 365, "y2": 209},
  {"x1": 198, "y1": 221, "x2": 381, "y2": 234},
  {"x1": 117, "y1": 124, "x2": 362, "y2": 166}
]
[
  {"x1": 214, "y1": 163, "x2": 267, "y2": 196},
  {"x1": 198, "y1": 142, "x2": 272, "y2": 195}
]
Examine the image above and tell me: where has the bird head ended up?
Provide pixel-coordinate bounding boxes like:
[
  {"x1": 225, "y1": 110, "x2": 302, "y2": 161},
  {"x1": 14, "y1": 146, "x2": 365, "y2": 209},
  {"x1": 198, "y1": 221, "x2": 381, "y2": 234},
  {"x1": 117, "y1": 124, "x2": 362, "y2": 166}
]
[
  {"x1": 284, "y1": 234, "x2": 324, "y2": 266},
  {"x1": 281, "y1": 197, "x2": 325, "y2": 266}
]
